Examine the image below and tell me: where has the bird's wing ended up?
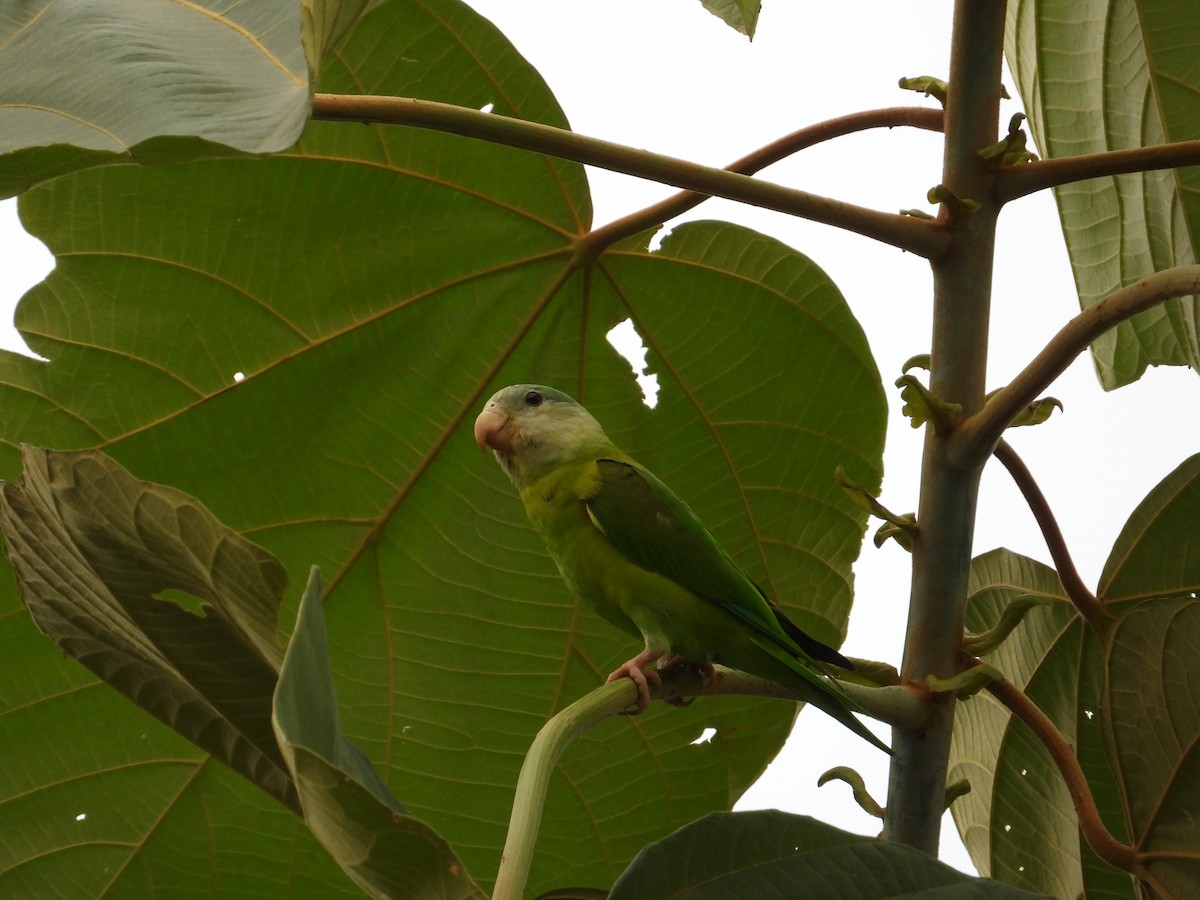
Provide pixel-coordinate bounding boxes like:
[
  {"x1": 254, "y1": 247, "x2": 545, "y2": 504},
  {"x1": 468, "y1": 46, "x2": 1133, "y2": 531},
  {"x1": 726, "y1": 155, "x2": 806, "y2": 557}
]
[
  {"x1": 585, "y1": 459, "x2": 815, "y2": 656},
  {"x1": 586, "y1": 458, "x2": 886, "y2": 753}
]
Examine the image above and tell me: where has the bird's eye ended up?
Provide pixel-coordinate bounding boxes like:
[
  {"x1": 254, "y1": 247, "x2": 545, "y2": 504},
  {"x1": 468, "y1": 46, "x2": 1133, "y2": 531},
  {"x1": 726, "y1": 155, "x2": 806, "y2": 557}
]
[{"x1": 524, "y1": 390, "x2": 543, "y2": 407}]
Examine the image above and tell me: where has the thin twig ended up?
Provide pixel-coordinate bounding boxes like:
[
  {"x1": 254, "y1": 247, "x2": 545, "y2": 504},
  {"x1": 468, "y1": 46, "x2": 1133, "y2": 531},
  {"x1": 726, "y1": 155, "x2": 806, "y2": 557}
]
[
  {"x1": 997, "y1": 140, "x2": 1200, "y2": 202},
  {"x1": 951, "y1": 265, "x2": 1200, "y2": 467},
  {"x1": 984, "y1": 675, "x2": 1140, "y2": 874},
  {"x1": 309, "y1": 93, "x2": 949, "y2": 258},
  {"x1": 991, "y1": 440, "x2": 1106, "y2": 622},
  {"x1": 584, "y1": 106, "x2": 944, "y2": 253}
]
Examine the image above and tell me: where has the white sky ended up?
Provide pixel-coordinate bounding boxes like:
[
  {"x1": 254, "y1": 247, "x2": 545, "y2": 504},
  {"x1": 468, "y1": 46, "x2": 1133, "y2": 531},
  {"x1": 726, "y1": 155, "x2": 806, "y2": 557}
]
[{"x1": 2, "y1": 0, "x2": 1198, "y2": 880}]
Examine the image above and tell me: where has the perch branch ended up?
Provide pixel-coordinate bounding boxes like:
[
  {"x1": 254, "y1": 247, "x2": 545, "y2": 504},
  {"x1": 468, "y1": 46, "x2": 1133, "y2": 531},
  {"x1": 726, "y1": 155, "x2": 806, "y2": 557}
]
[
  {"x1": 984, "y1": 674, "x2": 1140, "y2": 874},
  {"x1": 991, "y1": 440, "x2": 1105, "y2": 622},
  {"x1": 493, "y1": 664, "x2": 914, "y2": 897},
  {"x1": 584, "y1": 106, "x2": 944, "y2": 253},
  {"x1": 951, "y1": 265, "x2": 1200, "y2": 467},
  {"x1": 493, "y1": 679, "x2": 637, "y2": 900},
  {"x1": 309, "y1": 93, "x2": 948, "y2": 258},
  {"x1": 998, "y1": 140, "x2": 1200, "y2": 202}
]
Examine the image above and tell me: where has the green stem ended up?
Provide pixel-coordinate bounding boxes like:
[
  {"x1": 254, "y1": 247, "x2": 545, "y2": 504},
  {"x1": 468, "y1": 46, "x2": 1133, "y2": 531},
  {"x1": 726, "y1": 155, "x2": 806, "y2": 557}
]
[
  {"x1": 883, "y1": 0, "x2": 1007, "y2": 856},
  {"x1": 494, "y1": 666, "x2": 922, "y2": 897},
  {"x1": 997, "y1": 139, "x2": 1200, "y2": 202},
  {"x1": 584, "y1": 106, "x2": 944, "y2": 254},
  {"x1": 493, "y1": 681, "x2": 634, "y2": 900},
  {"x1": 309, "y1": 93, "x2": 948, "y2": 258}
]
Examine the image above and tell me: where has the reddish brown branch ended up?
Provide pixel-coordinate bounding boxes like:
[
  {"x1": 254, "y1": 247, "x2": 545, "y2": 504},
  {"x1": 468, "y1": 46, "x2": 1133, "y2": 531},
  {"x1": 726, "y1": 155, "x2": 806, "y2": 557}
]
[
  {"x1": 984, "y1": 675, "x2": 1140, "y2": 874},
  {"x1": 309, "y1": 93, "x2": 949, "y2": 258},
  {"x1": 584, "y1": 106, "x2": 944, "y2": 253},
  {"x1": 997, "y1": 140, "x2": 1200, "y2": 202},
  {"x1": 951, "y1": 265, "x2": 1200, "y2": 466},
  {"x1": 991, "y1": 440, "x2": 1106, "y2": 622}
]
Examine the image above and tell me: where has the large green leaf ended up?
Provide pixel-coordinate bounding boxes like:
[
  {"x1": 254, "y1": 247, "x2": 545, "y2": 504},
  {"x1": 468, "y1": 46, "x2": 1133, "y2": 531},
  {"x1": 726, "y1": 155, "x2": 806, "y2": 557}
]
[
  {"x1": 1005, "y1": 0, "x2": 1200, "y2": 389},
  {"x1": 1104, "y1": 598, "x2": 1200, "y2": 899},
  {"x1": 696, "y1": 0, "x2": 761, "y2": 39},
  {"x1": 0, "y1": 448, "x2": 482, "y2": 897},
  {"x1": 0, "y1": 447, "x2": 294, "y2": 810},
  {"x1": 947, "y1": 548, "x2": 1095, "y2": 897},
  {"x1": 610, "y1": 810, "x2": 1051, "y2": 899},
  {"x1": 274, "y1": 567, "x2": 485, "y2": 899},
  {"x1": 949, "y1": 456, "x2": 1200, "y2": 898},
  {"x1": 1098, "y1": 456, "x2": 1200, "y2": 898},
  {"x1": 0, "y1": 0, "x2": 886, "y2": 896},
  {"x1": 0, "y1": 0, "x2": 371, "y2": 198}
]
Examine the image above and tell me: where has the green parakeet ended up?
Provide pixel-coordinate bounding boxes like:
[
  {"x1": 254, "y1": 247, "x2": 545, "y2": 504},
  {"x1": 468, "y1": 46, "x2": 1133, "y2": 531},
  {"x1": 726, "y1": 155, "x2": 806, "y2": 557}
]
[{"x1": 474, "y1": 384, "x2": 888, "y2": 752}]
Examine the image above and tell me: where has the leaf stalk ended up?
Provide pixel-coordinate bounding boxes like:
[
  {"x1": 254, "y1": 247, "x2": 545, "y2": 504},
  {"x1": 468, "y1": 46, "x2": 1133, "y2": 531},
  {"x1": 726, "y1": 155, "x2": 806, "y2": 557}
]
[
  {"x1": 990, "y1": 440, "x2": 1105, "y2": 622},
  {"x1": 997, "y1": 140, "x2": 1200, "y2": 202},
  {"x1": 951, "y1": 266, "x2": 1200, "y2": 467},
  {"x1": 309, "y1": 93, "x2": 948, "y2": 257},
  {"x1": 493, "y1": 681, "x2": 635, "y2": 900},
  {"x1": 984, "y1": 674, "x2": 1142, "y2": 876},
  {"x1": 583, "y1": 106, "x2": 944, "y2": 252}
]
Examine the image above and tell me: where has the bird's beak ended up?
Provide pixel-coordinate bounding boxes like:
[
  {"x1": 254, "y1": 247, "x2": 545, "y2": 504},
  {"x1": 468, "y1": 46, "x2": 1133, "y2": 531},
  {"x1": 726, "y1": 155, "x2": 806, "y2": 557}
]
[{"x1": 474, "y1": 406, "x2": 513, "y2": 453}]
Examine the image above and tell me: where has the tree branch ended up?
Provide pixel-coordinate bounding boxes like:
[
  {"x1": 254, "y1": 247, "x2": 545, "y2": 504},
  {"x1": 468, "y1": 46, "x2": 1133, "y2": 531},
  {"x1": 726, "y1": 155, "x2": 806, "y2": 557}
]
[
  {"x1": 984, "y1": 674, "x2": 1140, "y2": 874},
  {"x1": 492, "y1": 665, "x2": 913, "y2": 899},
  {"x1": 951, "y1": 265, "x2": 1200, "y2": 467},
  {"x1": 309, "y1": 93, "x2": 949, "y2": 258},
  {"x1": 584, "y1": 106, "x2": 944, "y2": 253},
  {"x1": 991, "y1": 440, "x2": 1106, "y2": 622},
  {"x1": 997, "y1": 140, "x2": 1200, "y2": 202}
]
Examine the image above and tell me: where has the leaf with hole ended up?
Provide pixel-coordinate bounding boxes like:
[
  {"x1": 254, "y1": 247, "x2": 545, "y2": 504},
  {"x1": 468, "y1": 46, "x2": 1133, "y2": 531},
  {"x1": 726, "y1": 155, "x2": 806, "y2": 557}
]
[
  {"x1": 949, "y1": 455, "x2": 1200, "y2": 897},
  {"x1": 0, "y1": 0, "x2": 886, "y2": 893}
]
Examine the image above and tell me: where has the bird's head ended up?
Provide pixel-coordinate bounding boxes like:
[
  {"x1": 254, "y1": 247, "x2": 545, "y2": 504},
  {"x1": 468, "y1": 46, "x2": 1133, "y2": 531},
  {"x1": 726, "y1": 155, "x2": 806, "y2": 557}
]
[{"x1": 474, "y1": 385, "x2": 611, "y2": 487}]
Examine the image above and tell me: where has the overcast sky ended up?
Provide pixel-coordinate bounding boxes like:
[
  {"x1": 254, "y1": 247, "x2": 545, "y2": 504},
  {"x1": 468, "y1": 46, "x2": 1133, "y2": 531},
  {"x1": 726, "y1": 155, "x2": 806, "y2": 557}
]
[{"x1": 2, "y1": 0, "x2": 1198, "y2": 878}]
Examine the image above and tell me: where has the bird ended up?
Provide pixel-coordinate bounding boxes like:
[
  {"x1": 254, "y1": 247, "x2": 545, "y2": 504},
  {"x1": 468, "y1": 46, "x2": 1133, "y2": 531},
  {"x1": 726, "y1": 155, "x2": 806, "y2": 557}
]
[{"x1": 473, "y1": 384, "x2": 888, "y2": 752}]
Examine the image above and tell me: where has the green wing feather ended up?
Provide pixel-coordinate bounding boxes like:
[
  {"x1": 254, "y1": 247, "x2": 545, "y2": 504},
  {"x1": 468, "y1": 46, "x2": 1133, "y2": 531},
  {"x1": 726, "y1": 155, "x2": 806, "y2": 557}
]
[
  {"x1": 586, "y1": 459, "x2": 889, "y2": 753},
  {"x1": 587, "y1": 459, "x2": 832, "y2": 660},
  {"x1": 585, "y1": 460, "x2": 775, "y2": 625}
]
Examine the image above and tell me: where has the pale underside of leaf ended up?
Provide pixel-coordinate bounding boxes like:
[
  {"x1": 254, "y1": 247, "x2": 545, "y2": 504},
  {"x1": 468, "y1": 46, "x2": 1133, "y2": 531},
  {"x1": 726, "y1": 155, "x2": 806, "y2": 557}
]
[
  {"x1": 0, "y1": 447, "x2": 295, "y2": 809},
  {"x1": 696, "y1": 0, "x2": 761, "y2": 38},
  {"x1": 0, "y1": 0, "x2": 324, "y2": 197},
  {"x1": 1005, "y1": 0, "x2": 1200, "y2": 390}
]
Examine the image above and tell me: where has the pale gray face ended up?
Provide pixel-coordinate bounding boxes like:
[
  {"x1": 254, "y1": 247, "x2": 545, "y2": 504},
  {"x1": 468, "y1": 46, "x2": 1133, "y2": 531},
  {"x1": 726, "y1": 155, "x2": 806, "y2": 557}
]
[{"x1": 473, "y1": 385, "x2": 608, "y2": 486}]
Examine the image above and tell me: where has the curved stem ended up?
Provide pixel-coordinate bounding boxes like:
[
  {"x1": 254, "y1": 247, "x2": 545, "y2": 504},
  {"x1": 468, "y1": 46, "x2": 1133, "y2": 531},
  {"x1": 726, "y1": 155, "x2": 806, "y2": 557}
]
[
  {"x1": 998, "y1": 140, "x2": 1200, "y2": 203},
  {"x1": 493, "y1": 680, "x2": 634, "y2": 900},
  {"x1": 493, "y1": 665, "x2": 917, "y2": 897},
  {"x1": 991, "y1": 440, "x2": 1105, "y2": 622},
  {"x1": 951, "y1": 265, "x2": 1200, "y2": 467},
  {"x1": 585, "y1": 106, "x2": 944, "y2": 253},
  {"x1": 984, "y1": 675, "x2": 1140, "y2": 874},
  {"x1": 309, "y1": 93, "x2": 948, "y2": 258}
]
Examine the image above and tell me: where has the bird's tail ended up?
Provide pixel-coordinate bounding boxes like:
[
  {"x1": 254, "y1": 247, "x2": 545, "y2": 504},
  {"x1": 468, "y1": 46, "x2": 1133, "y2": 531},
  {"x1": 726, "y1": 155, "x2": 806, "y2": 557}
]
[{"x1": 747, "y1": 634, "x2": 891, "y2": 754}]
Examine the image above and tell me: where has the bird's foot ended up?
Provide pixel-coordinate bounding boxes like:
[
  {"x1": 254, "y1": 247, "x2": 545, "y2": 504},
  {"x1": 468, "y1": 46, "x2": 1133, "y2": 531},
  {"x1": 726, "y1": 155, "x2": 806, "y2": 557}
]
[
  {"x1": 656, "y1": 656, "x2": 716, "y2": 707},
  {"x1": 607, "y1": 649, "x2": 664, "y2": 714}
]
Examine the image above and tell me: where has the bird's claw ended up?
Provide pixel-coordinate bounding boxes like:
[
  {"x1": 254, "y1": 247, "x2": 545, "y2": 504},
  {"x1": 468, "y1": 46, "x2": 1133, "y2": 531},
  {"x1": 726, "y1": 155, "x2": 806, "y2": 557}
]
[
  {"x1": 607, "y1": 660, "x2": 661, "y2": 715},
  {"x1": 658, "y1": 658, "x2": 715, "y2": 706}
]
